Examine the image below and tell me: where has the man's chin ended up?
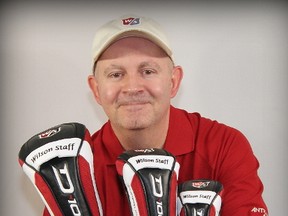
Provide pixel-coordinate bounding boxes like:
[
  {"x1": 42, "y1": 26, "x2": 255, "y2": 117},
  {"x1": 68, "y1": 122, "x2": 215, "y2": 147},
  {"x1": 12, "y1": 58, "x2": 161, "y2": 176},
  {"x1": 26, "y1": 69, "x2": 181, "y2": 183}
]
[
  {"x1": 118, "y1": 118, "x2": 150, "y2": 131},
  {"x1": 115, "y1": 105, "x2": 153, "y2": 129}
]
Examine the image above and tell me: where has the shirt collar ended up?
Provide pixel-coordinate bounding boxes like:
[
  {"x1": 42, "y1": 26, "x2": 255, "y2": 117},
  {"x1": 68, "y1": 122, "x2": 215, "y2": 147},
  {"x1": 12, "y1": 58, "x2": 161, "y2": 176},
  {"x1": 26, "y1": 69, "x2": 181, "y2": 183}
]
[
  {"x1": 101, "y1": 106, "x2": 196, "y2": 165},
  {"x1": 164, "y1": 106, "x2": 195, "y2": 156}
]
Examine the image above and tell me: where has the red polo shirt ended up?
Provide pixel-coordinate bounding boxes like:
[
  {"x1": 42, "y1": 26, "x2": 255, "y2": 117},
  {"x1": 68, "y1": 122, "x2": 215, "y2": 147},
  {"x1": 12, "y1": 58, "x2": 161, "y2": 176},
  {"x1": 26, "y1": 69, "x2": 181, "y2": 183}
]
[{"x1": 43, "y1": 106, "x2": 268, "y2": 215}]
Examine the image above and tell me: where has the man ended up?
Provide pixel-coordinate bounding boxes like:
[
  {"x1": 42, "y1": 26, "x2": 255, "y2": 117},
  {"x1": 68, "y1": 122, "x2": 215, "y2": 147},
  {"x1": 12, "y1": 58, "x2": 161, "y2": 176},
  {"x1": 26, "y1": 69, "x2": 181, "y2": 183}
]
[{"x1": 43, "y1": 14, "x2": 268, "y2": 215}]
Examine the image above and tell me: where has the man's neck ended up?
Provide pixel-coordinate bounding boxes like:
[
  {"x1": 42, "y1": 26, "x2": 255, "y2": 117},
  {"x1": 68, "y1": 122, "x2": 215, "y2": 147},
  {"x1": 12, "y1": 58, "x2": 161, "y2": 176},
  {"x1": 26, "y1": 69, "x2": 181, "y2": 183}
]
[{"x1": 112, "y1": 119, "x2": 169, "y2": 151}]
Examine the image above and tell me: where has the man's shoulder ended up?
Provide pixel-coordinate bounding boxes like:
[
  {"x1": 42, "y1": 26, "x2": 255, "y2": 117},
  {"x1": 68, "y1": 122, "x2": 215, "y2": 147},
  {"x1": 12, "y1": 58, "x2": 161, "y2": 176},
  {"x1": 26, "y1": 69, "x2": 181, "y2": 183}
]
[{"x1": 172, "y1": 106, "x2": 244, "y2": 140}]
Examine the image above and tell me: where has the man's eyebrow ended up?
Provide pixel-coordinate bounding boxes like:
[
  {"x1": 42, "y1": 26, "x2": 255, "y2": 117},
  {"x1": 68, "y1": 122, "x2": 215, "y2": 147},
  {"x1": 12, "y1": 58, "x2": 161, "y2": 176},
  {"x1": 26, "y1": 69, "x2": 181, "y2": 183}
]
[
  {"x1": 138, "y1": 61, "x2": 161, "y2": 70},
  {"x1": 102, "y1": 64, "x2": 123, "y2": 75},
  {"x1": 98, "y1": 61, "x2": 163, "y2": 76}
]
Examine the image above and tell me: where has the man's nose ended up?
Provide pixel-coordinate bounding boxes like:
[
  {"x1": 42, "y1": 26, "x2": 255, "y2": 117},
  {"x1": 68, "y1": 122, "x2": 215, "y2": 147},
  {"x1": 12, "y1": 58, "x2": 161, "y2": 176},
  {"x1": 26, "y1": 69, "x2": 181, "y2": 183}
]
[{"x1": 122, "y1": 73, "x2": 144, "y2": 94}]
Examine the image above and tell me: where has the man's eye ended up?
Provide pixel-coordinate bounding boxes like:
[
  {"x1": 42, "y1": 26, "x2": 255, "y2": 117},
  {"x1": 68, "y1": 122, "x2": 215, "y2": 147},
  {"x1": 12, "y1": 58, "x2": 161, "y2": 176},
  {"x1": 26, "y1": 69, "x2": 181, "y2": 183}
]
[
  {"x1": 143, "y1": 69, "x2": 155, "y2": 75},
  {"x1": 108, "y1": 72, "x2": 122, "y2": 78}
]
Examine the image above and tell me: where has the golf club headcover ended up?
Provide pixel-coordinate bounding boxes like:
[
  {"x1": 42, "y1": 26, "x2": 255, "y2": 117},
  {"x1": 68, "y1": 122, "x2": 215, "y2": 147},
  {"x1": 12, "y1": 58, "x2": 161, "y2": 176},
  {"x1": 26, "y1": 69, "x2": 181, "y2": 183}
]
[
  {"x1": 116, "y1": 148, "x2": 180, "y2": 216},
  {"x1": 18, "y1": 122, "x2": 103, "y2": 216},
  {"x1": 178, "y1": 180, "x2": 223, "y2": 216}
]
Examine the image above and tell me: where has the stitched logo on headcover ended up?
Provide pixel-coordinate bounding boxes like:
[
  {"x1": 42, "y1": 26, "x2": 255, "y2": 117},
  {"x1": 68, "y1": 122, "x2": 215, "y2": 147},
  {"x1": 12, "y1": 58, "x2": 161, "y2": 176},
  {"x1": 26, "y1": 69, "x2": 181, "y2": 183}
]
[
  {"x1": 122, "y1": 17, "x2": 140, "y2": 26},
  {"x1": 38, "y1": 127, "x2": 61, "y2": 139},
  {"x1": 192, "y1": 181, "x2": 210, "y2": 189}
]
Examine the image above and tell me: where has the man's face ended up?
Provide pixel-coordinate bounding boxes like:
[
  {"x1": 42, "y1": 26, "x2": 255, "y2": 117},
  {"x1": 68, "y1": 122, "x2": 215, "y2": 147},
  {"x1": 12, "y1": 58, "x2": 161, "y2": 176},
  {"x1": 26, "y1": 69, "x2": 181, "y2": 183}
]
[{"x1": 88, "y1": 37, "x2": 182, "y2": 132}]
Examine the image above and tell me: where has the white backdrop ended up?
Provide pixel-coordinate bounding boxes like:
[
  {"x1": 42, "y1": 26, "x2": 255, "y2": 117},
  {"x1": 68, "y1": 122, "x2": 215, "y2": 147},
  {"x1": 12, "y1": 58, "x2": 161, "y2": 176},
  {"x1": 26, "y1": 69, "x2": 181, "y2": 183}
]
[{"x1": 1, "y1": 1, "x2": 287, "y2": 215}]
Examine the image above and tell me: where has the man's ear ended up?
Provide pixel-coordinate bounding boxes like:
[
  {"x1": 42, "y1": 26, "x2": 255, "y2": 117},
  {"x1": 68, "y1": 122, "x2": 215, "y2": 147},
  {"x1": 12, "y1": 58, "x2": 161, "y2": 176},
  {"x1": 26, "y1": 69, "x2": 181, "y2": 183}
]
[
  {"x1": 87, "y1": 75, "x2": 102, "y2": 105},
  {"x1": 170, "y1": 65, "x2": 183, "y2": 98}
]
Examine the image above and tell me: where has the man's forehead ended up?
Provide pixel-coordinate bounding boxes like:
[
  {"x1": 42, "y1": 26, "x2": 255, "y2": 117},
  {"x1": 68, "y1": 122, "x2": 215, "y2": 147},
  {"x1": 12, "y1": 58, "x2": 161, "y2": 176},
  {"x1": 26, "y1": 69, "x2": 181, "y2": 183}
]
[{"x1": 99, "y1": 37, "x2": 169, "y2": 60}]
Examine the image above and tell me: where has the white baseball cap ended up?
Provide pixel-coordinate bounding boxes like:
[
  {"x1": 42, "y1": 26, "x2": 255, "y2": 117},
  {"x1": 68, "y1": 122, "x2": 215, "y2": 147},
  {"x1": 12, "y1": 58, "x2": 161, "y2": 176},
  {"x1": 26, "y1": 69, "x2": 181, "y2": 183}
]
[{"x1": 91, "y1": 14, "x2": 173, "y2": 71}]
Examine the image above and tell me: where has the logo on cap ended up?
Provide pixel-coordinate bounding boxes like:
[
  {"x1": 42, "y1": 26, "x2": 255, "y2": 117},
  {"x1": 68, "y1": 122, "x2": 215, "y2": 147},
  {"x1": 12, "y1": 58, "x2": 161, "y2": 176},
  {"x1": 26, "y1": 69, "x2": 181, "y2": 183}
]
[{"x1": 122, "y1": 17, "x2": 140, "y2": 26}]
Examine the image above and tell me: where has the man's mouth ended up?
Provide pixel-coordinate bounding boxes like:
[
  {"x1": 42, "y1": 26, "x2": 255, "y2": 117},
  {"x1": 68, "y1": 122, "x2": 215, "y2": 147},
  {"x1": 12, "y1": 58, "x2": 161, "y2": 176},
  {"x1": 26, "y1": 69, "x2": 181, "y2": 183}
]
[{"x1": 118, "y1": 101, "x2": 150, "y2": 111}]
